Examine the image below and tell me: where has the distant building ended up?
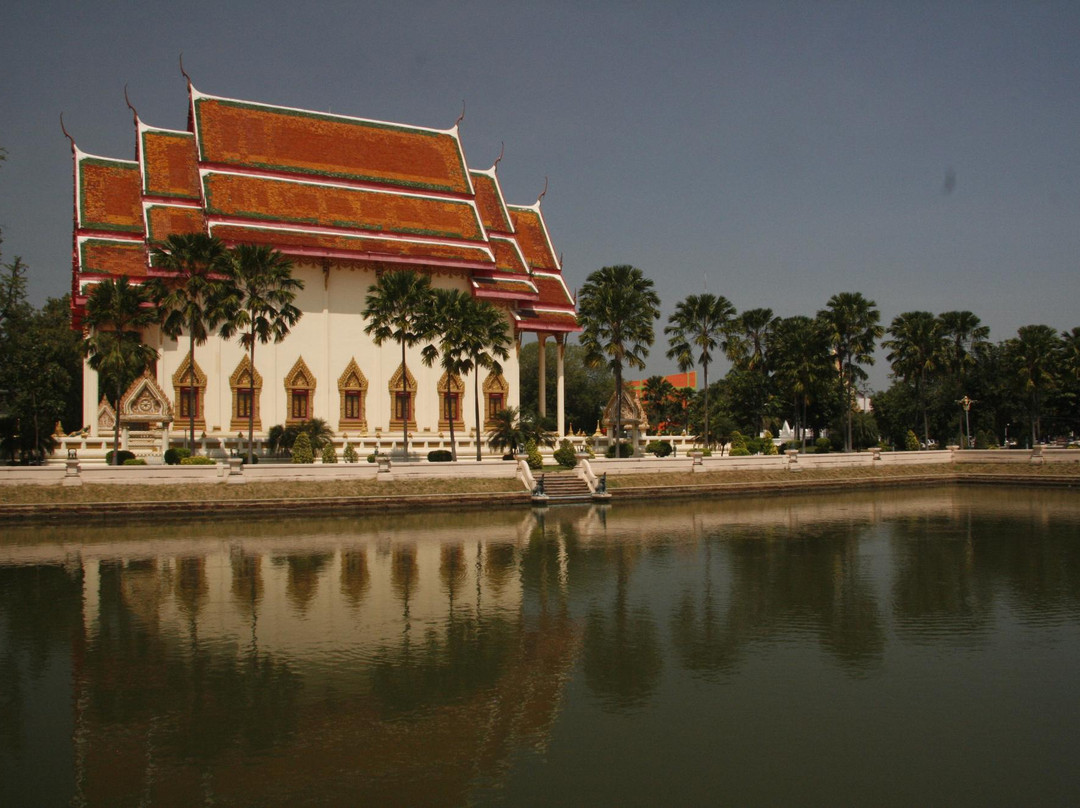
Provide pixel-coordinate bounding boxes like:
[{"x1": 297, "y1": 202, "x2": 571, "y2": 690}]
[
  {"x1": 68, "y1": 82, "x2": 578, "y2": 450},
  {"x1": 626, "y1": 371, "x2": 697, "y2": 393}
]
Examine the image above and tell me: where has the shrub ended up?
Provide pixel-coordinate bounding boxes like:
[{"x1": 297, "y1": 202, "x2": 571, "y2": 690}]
[
  {"x1": 525, "y1": 440, "x2": 543, "y2": 470},
  {"x1": 427, "y1": 450, "x2": 453, "y2": 462},
  {"x1": 815, "y1": 437, "x2": 832, "y2": 454},
  {"x1": 367, "y1": 452, "x2": 378, "y2": 463},
  {"x1": 974, "y1": 430, "x2": 996, "y2": 449},
  {"x1": 343, "y1": 444, "x2": 359, "y2": 463},
  {"x1": 729, "y1": 446, "x2": 751, "y2": 456},
  {"x1": 905, "y1": 430, "x2": 920, "y2": 451},
  {"x1": 105, "y1": 449, "x2": 136, "y2": 465},
  {"x1": 164, "y1": 447, "x2": 191, "y2": 465},
  {"x1": 646, "y1": 440, "x2": 673, "y2": 458},
  {"x1": 605, "y1": 441, "x2": 632, "y2": 458},
  {"x1": 553, "y1": 439, "x2": 578, "y2": 468},
  {"x1": 180, "y1": 455, "x2": 215, "y2": 465},
  {"x1": 122, "y1": 457, "x2": 147, "y2": 465},
  {"x1": 321, "y1": 443, "x2": 338, "y2": 463},
  {"x1": 291, "y1": 432, "x2": 315, "y2": 464}
]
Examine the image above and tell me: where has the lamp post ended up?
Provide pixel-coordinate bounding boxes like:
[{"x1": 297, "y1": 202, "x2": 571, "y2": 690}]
[{"x1": 957, "y1": 395, "x2": 975, "y2": 449}]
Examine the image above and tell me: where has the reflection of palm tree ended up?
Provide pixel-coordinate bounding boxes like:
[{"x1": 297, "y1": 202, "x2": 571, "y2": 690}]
[
  {"x1": 669, "y1": 544, "x2": 741, "y2": 680},
  {"x1": 440, "y1": 544, "x2": 467, "y2": 613},
  {"x1": 340, "y1": 550, "x2": 371, "y2": 608},
  {"x1": 279, "y1": 553, "x2": 332, "y2": 614},
  {"x1": 391, "y1": 546, "x2": 419, "y2": 643},
  {"x1": 582, "y1": 545, "x2": 662, "y2": 710}
]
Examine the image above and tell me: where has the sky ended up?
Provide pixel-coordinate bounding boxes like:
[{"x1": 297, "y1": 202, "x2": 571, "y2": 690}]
[{"x1": 2, "y1": 0, "x2": 1078, "y2": 391}]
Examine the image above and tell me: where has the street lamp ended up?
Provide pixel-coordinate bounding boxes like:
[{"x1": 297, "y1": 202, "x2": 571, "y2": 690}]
[{"x1": 956, "y1": 395, "x2": 976, "y2": 449}]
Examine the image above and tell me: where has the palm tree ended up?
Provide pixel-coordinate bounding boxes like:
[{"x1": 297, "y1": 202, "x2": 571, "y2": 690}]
[
  {"x1": 461, "y1": 299, "x2": 511, "y2": 461},
  {"x1": 771, "y1": 315, "x2": 831, "y2": 447},
  {"x1": 147, "y1": 233, "x2": 231, "y2": 450},
  {"x1": 883, "y1": 311, "x2": 945, "y2": 446},
  {"x1": 665, "y1": 293, "x2": 736, "y2": 447},
  {"x1": 82, "y1": 277, "x2": 158, "y2": 464},
  {"x1": 1006, "y1": 324, "x2": 1059, "y2": 445},
  {"x1": 421, "y1": 289, "x2": 472, "y2": 462},
  {"x1": 362, "y1": 270, "x2": 435, "y2": 458},
  {"x1": 485, "y1": 405, "x2": 553, "y2": 456},
  {"x1": 641, "y1": 375, "x2": 676, "y2": 431},
  {"x1": 218, "y1": 244, "x2": 304, "y2": 463},
  {"x1": 725, "y1": 307, "x2": 780, "y2": 434},
  {"x1": 818, "y1": 292, "x2": 883, "y2": 452},
  {"x1": 939, "y1": 310, "x2": 990, "y2": 383},
  {"x1": 577, "y1": 265, "x2": 661, "y2": 453}
]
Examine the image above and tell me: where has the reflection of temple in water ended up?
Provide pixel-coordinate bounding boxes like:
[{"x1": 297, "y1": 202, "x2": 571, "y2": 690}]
[
  {"x1": 61, "y1": 509, "x2": 586, "y2": 806},
  {"x1": 4, "y1": 488, "x2": 1080, "y2": 805}
]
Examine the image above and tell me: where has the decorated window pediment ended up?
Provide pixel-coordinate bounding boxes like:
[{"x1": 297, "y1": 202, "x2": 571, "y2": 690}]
[
  {"x1": 120, "y1": 372, "x2": 174, "y2": 424},
  {"x1": 230, "y1": 355, "x2": 263, "y2": 432},
  {"x1": 285, "y1": 356, "x2": 317, "y2": 424},
  {"x1": 338, "y1": 358, "x2": 368, "y2": 432},
  {"x1": 436, "y1": 371, "x2": 465, "y2": 431},
  {"x1": 388, "y1": 363, "x2": 417, "y2": 431},
  {"x1": 171, "y1": 356, "x2": 207, "y2": 431},
  {"x1": 483, "y1": 371, "x2": 509, "y2": 430}
]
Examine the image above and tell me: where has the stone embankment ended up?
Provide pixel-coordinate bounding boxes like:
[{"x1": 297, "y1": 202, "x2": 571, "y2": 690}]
[{"x1": 0, "y1": 449, "x2": 1077, "y2": 524}]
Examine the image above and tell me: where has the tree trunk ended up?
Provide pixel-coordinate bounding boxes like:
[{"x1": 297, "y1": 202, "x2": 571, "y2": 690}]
[
  {"x1": 447, "y1": 373, "x2": 456, "y2": 462},
  {"x1": 188, "y1": 330, "x2": 196, "y2": 451},
  {"x1": 474, "y1": 360, "x2": 482, "y2": 462},
  {"x1": 702, "y1": 361, "x2": 710, "y2": 448},
  {"x1": 401, "y1": 339, "x2": 409, "y2": 460},
  {"x1": 113, "y1": 378, "x2": 122, "y2": 465},
  {"x1": 247, "y1": 334, "x2": 256, "y2": 465}
]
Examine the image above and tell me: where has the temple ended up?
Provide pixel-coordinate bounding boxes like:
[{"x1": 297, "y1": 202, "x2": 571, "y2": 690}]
[{"x1": 69, "y1": 82, "x2": 579, "y2": 455}]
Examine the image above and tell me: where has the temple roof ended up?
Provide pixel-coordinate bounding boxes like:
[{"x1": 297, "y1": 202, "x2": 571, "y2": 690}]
[{"x1": 70, "y1": 84, "x2": 577, "y2": 334}]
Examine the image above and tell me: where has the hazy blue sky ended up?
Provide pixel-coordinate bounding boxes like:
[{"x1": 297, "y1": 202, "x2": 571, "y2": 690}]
[{"x1": 2, "y1": 0, "x2": 1078, "y2": 389}]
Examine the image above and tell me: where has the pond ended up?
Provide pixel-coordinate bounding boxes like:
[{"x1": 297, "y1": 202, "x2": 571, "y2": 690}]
[{"x1": 2, "y1": 487, "x2": 1079, "y2": 806}]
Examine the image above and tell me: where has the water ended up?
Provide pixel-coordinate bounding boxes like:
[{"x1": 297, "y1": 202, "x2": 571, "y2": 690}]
[{"x1": 2, "y1": 487, "x2": 1079, "y2": 806}]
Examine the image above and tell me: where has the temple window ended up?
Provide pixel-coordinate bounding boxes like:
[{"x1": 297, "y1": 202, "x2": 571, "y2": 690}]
[
  {"x1": 337, "y1": 358, "x2": 368, "y2": 432},
  {"x1": 436, "y1": 371, "x2": 465, "y2": 431},
  {"x1": 388, "y1": 363, "x2": 417, "y2": 431},
  {"x1": 229, "y1": 356, "x2": 263, "y2": 431},
  {"x1": 172, "y1": 355, "x2": 207, "y2": 431},
  {"x1": 291, "y1": 390, "x2": 310, "y2": 420},
  {"x1": 284, "y1": 357, "x2": 317, "y2": 425},
  {"x1": 482, "y1": 371, "x2": 510, "y2": 430}
]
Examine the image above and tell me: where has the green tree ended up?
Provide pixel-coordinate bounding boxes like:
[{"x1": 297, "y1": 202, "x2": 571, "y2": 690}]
[
  {"x1": 771, "y1": 315, "x2": 833, "y2": 447},
  {"x1": 485, "y1": 406, "x2": 553, "y2": 455},
  {"x1": 577, "y1": 265, "x2": 660, "y2": 452},
  {"x1": 818, "y1": 292, "x2": 883, "y2": 452},
  {"x1": 218, "y1": 244, "x2": 303, "y2": 463},
  {"x1": 82, "y1": 277, "x2": 159, "y2": 464},
  {"x1": 725, "y1": 308, "x2": 780, "y2": 435},
  {"x1": 1005, "y1": 324, "x2": 1059, "y2": 444},
  {"x1": 519, "y1": 341, "x2": 613, "y2": 436},
  {"x1": 421, "y1": 289, "x2": 472, "y2": 462},
  {"x1": 148, "y1": 233, "x2": 231, "y2": 449},
  {"x1": 362, "y1": 270, "x2": 435, "y2": 459},
  {"x1": 883, "y1": 311, "x2": 945, "y2": 446},
  {"x1": 665, "y1": 293, "x2": 736, "y2": 447},
  {"x1": 641, "y1": 375, "x2": 676, "y2": 431},
  {"x1": 423, "y1": 291, "x2": 511, "y2": 461}
]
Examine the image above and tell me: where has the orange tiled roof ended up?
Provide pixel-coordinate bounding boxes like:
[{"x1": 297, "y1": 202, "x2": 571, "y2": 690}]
[
  {"x1": 78, "y1": 155, "x2": 143, "y2": 233},
  {"x1": 490, "y1": 236, "x2": 529, "y2": 275},
  {"x1": 508, "y1": 206, "x2": 558, "y2": 272},
  {"x1": 470, "y1": 170, "x2": 513, "y2": 234},
  {"x1": 78, "y1": 239, "x2": 147, "y2": 277},
  {"x1": 146, "y1": 205, "x2": 206, "y2": 242},
  {"x1": 513, "y1": 308, "x2": 580, "y2": 333},
  {"x1": 140, "y1": 128, "x2": 200, "y2": 199},
  {"x1": 203, "y1": 172, "x2": 486, "y2": 242},
  {"x1": 194, "y1": 92, "x2": 472, "y2": 194},
  {"x1": 532, "y1": 272, "x2": 575, "y2": 309},
  {"x1": 210, "y1": 224, "x2": 493, "y2": 266},
  {"x1": 471, "y1": 277, "x2": 539, "y2": 302}
]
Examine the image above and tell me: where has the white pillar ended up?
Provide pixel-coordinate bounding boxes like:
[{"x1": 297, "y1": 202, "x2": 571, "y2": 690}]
[
  {"x1": 556, "y1": 336, "x2": 565, "y2": 437},
  {"x1": 537, "y1": 334, "x2": 547, "y2": 419},
  {"x1": 83, "y1": 358, "x2": 98, "y2": 436}
]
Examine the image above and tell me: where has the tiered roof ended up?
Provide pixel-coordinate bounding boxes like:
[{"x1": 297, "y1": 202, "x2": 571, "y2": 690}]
[{"x1": 71, "y1": 85, "x2": 578, "y2": 334}]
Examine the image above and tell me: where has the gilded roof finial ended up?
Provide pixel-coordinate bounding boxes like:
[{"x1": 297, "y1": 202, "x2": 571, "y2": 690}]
[
  {"x1": 124, "y1": 84, "x2": 139, "y2": 126},
  {"x1": 454, "y1": 100, "x2": 466, "y2": 128},
  {"x1": 537, "y1": 176, "x2": 548, "y2": 204},
  {"x1": 179, "y1": 52, "x2": 192, "y2": 88},
  {"x1": 60, "y1": 113, "x2": 75, "y2": 153},
  {"x1": 493, "y1": 141, "x2": 504, "y2": 172}
]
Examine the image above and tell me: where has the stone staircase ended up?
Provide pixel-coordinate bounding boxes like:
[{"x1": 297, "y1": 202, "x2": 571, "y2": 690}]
[{"x1": 533, "y1": 472, "x2": 593, "y2": 503}]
